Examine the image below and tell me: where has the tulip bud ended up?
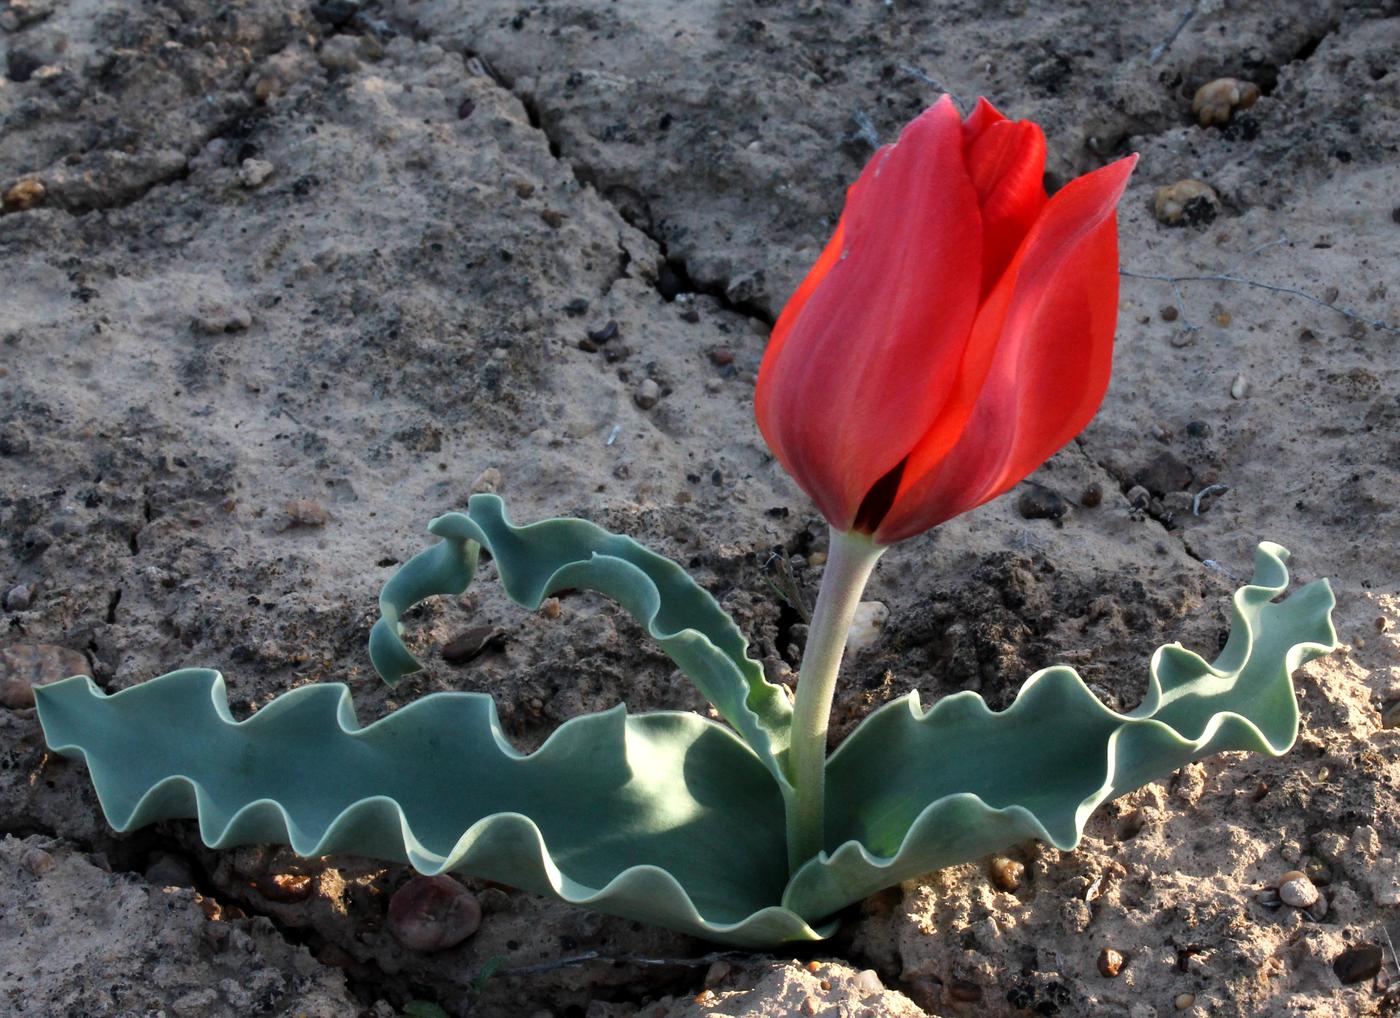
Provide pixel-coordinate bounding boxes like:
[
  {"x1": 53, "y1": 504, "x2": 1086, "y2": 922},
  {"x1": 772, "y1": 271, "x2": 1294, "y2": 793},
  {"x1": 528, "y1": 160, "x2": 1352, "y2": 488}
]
[{"x1": 756, "y1": 96, "x2": 1136, "y2": 544}]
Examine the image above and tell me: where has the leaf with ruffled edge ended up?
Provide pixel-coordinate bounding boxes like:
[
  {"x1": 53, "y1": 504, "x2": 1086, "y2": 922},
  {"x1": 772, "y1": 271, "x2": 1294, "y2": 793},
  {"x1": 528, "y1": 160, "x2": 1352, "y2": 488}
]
[
  {"x1": 781, "y1": 543, "x2": 1338, "y2": 922},
  {"x1": 369, "y1": 494, "x2": 793, "y2": 793},
  {"x1": 35, "y1": 669, "x2": 828, "y2": 947}
]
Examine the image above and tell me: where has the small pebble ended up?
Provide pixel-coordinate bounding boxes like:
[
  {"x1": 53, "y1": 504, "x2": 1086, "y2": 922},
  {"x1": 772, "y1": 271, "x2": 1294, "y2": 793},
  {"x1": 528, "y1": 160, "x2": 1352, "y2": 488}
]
[
  {"x1": 1016, "y1": 482, "x2": 1069, "y2": 520},
  {"x1": 2, "y1": 177, "x2": 45, "y2": 213},
  {"x1": 587, "y1": 320, "x2": 619, "y2": 344},
  {"x1": 23, "y1": 847, "x2": 54, "y2": 877},
  {"x1": 5, "y1": 583, "x2": 33, "y2": 611},
  {"x1": 1097, "y1": 947, "x2": 1124, "y2": 978},
  {"x1": 1230, "y1": 373, "x2": 1250, "y2": 399},
  {"x1": 1154, "y1": 179, "x2": 1220, "y2": 227},
  {"x1": 634, "y1": 378, "x2": 661, "y2": 409},
  {"x1": 845, "y1": 601, "x2": 889, "y2": 654},
  {"x1": 989, "y1": 857, "x2": 1023, "y2": 892},
  {"x1": 539, "y1": 597, "x2": 562, "y2": 620},
  {"x1": 1332, "y1": 944, "x2": 1383, "y2": 984},
  {"x1": 854, "y1": 970, "x2": 882, "y2": 996},
  {"x1": 1151, "y1": 422, "x2": 1174, "y2": 444},
  {"x1": 192, "y1": 303, "x2": 253, "y2": 335},
  {"x1": 0, "y1": 644, "x2": 88, "y2": 709},
  {"x1": 441, "y1": 626, "x2": 502, "y2": 665},
  {"x1": 709, "y1": 347, "x2": 734, "y2": 366},
  {"x1": 470, "y1": 467, "x2": 503, "y2": 495},
  {"x1": 388, "y1": 875, "x2": 481, "y2": 951},
  {"x1": 283, "y1": 499, "x2": 329, "y2": 528},
  {"x1": 704, "y1": 378, "x2": 723, "y2": 393},
  {"x1": 1126, "y1": 485, "x2": 1150, "y2": 508},
  {"x1": 1080, "y1": 482, "x2": 1104, "y2": 508},
  {"x1": 1278, "y1": 872, "x2": 1319, "y2": 908},
  {"x1": 1160, "y1": 305, "x2": 1179, "y2": 322},
  {"x1": 238, "y1": 158, "x2": 274, "y2": 188},
  {"x1": 1174, "y1": 992, "x2": 1196, "y2": 1010},
  {"x1": 1192, "y1": 77, "x2": 1261, "y2": 126}
]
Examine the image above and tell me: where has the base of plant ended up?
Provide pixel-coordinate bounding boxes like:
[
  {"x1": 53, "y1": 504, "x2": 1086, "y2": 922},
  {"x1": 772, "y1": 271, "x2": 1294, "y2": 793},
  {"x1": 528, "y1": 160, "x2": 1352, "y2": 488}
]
[{"x1": 36, "y1": 497, "x2": 1336, "y2": 947}]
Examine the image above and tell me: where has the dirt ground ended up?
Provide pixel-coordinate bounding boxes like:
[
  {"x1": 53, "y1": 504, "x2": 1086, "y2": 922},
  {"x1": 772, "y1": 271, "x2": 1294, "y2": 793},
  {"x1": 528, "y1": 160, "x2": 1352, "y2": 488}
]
[{"x1": 2, "y1": 0, "x2": 1398, "y2": 1015}]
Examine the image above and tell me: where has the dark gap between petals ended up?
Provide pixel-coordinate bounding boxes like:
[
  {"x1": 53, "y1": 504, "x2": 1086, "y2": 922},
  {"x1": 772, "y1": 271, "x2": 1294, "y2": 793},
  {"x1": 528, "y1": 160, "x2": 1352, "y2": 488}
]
[{"x1": 852, "y1": 458, "x2": 907, "y2": 534}]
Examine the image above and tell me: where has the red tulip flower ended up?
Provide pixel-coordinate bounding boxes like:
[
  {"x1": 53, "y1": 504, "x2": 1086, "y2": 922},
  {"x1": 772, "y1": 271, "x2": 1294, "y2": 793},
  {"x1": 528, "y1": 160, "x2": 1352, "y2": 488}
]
[
  {"x1": 758, "y1": 97, "x2": 1137, "y2": 868},
  {"x1": 756, "y1": 96, "x2": 1137, "y2": 545}
]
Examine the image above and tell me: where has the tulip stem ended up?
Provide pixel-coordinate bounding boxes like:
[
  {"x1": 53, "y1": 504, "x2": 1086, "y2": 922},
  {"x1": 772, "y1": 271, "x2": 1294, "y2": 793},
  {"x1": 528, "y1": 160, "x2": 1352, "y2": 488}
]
[{"x1": 787, "y1": 527, "x2": 885, "y2": 874}]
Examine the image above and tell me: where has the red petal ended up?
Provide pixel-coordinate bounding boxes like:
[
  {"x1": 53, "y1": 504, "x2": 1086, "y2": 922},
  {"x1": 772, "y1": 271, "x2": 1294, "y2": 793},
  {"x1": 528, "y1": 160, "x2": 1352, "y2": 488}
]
[
  {"x1": 756, "y1": 96, "x2": 982, "y2": 529},
  {"x1": 961, "y1": 97, "x2": 1006, "y2": 143},
  {"x1": 873, "y1": 155, "x2": 1137, "y2": 543},
  {"x1": 757, "y1": 220, "x2": 846, "y2": 418},
  {"x1": 965, "y1": 119, "x2": 1047, "y2": 295}
]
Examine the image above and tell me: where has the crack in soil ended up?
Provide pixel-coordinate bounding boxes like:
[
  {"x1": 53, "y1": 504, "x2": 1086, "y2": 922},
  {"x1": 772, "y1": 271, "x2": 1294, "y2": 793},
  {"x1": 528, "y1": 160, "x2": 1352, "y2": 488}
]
[{"x1": 461, "y1": 47, "x2": 776, "y2": 329}]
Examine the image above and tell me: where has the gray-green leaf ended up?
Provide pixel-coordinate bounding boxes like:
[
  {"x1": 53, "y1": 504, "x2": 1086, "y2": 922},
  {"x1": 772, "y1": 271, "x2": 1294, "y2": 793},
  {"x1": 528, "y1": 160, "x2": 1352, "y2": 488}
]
[
  {"x1": 36, "y1": 668, "x2": 826, "y2": 946},
  {"x1": 370, "y1": 494, "x2": 793, "y2": 791},
  {"x1": 782, "y1": 542, "x2": 1337, "y2": 920}
]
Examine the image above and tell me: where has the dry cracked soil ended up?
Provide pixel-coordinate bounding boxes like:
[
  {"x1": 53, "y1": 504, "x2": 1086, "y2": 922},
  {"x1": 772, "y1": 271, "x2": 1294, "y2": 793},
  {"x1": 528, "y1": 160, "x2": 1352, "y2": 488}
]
[{"x1": 2, "y1": 0, "x2": 1399, "y2": 1016}]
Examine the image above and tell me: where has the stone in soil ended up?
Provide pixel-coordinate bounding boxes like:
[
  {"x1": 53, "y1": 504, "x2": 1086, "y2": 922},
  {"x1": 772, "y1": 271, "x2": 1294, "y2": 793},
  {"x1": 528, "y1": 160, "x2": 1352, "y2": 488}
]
[
  {"x1": 1097, "y1": 947, "x2": 1124, "y2": 977},
  {"x1": 1332, "y1": 944, "x2": 1383, "y2": 985},
  {"x1": 282, "y1": 499, "x2": 330, "y2": 528},
  {"x1": 1277, "y1": 871, "x2": 1319, "y2": 908},
  {"x1": 634, "y1": 377, "x2": 661, "y2": 409},
  {"x1": 387, "y1": 875, "x2": 482, "y2": 951},
  {"x1": 0, "y1": 644, "x2": 88, "y2": 709},
  {"x1": 4, "y1": 583, "x2": 33, "y2": 610},
  {"x1": 1016, "y1": 482, "x2": 1070, "y2": 520},
  {"x1": 441, "y1": 626, "x2": 504, "y2": 665},
  {"x1": 1153, "y1": 179, "x2": 1220, "y2": 227}
]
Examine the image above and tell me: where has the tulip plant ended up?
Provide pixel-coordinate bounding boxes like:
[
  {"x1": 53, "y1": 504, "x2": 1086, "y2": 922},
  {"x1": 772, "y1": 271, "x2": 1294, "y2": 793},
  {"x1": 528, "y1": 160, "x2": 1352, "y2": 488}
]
[{"x1": 36, "y1": 98, "x2": 1336, "y2": 947}]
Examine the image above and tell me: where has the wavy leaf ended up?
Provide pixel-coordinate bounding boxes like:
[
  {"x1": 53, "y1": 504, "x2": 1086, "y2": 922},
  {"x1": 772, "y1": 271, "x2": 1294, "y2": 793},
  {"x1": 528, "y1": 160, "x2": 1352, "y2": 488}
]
[
  {"x1": 369, "y1": 494, "x2": 793, "y2": 790},
  {"x1": 782, "y1": 543, "x2": 1337, "y2": 920},
  {"x1": 35, "y1": 669, "x2": 827, "y2": 947}
]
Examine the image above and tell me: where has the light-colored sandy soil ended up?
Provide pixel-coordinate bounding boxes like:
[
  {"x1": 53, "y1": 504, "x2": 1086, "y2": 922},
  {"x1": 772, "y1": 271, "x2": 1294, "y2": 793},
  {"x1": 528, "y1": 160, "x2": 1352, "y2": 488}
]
[{"x1": 2, "y1": 0, "x2": 1397, "y2": 1015}]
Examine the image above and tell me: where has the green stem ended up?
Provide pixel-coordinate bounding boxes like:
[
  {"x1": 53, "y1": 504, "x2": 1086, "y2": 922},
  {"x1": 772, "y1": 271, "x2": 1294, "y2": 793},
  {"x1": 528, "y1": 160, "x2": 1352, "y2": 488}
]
[{"x1": 787, "y1": 526, "x2": 885, "y2": 873}]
